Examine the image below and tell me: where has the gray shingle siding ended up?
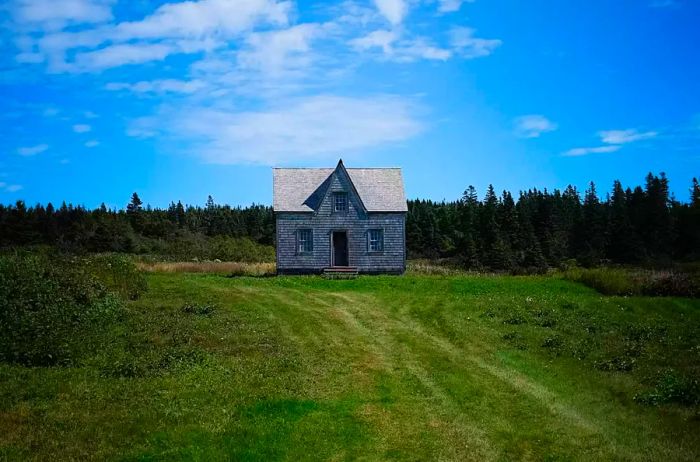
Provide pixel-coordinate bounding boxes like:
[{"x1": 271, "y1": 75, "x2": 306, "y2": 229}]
[{"x1": 274, "y1": 161, "x2": 406, "y2": 274}]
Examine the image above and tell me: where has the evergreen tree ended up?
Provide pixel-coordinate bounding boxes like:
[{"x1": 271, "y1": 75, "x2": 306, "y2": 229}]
[{"x1": 126, "y1": 193, "x2": 143, "y2": 214}]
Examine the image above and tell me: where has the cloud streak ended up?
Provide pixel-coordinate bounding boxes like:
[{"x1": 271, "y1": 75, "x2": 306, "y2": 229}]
[
  {"x1": 17, "y1": 144, "x2": 49, "y2": 156},
  {"x1": 514, "y1": 114, "x2": 557, "y2": 138},
  {"x1": 564, "y1": 128, "x2": 658, "y2": 157}
]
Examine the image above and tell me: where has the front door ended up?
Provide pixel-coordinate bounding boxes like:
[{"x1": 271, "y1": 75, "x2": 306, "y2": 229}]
[{"x1": 332, "y1": 231, "x2": 349, "y2": 267}]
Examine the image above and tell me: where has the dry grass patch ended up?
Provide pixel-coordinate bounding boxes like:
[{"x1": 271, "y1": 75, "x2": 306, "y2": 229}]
[{"x1": 136, "y1": 261, "x2": 276, "y2": 276}]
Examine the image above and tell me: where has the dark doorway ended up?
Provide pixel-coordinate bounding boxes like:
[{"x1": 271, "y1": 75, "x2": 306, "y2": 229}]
[{"x1": 332, "y1": 231, "x2": 349, "y2": 267}]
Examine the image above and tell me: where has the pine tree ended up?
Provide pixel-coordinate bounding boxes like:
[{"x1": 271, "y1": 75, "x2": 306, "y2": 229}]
[
  {"x1": 607, "y1": 180, "x2": 642, "y2": 262},
  {"x1": 126, "y1": 193, "x2": 143, "y2": 214},
  {"x1": 575, "y1": 182, "x2": 607, "y2": 266},
  {"x1": 691, "y1": 178, "x2": 700, "y2": 208}
]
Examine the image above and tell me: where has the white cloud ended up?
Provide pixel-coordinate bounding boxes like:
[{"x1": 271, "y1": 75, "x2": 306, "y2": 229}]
[
  {"x1": 84, "y1": 111, "x2": 99, "y2": 118},
  {"x1": 17, "y1": 144, "x2": 49, "y2": 156},
  {"x1": 562, "y1": 145, "x2": 622, "y2": 157},
  {"x1": 238, "y1": 23, "x2": 322, "y2": 75},
  {"x1": 106, "y1": 79, "x2": 206, "y2": 94},
  {"x1": 514, "y1": 115, "x2": 557, "y2": 138},
  {"x1": 0, "y1": 182, "x2": 5, "y2": 188},
  {"x1": 112, "y1": 0, "x2": 290, "y2": 41},
  {"x1": 19, "y1": 0, "x2": 293, "y2": 71},
  {"x1": 5, "y1": 185, "x2": 24, "y2": 193},
  {"x1": 72, "y1": 43, "x2": 177, "y2": 70},
  {"x1": 373, "y1": 0, "x2": 407, "y2": 25},
  {"x1": 168, "y1": 95, "x2": 424, "y2": 164},
  {"x1": 350, "y1": 30, "x2": 397, "y2": 54},
  {"x1": 85, "y1": 140, "x2": 100, "y2": 147},
  {"x1": 42, "y1": 107, "x2": 59, "y2": 117},
  {"x1": 437, "y1": 0, "x2": 474, "y2": 13},
  {"x1": 353, "y1": 29, "x2": 498, "y2": 62},
  {"x1": 564, "y1": 128, "x2": 658, "y2": 157},
  {"x1": 598, "y1": 129, "x2": 657, "y2": 144},
  {"x1": 73, "y1": 124, "x2": 91, "y2": 133},
  {"x1": 396, "y1": 38, "x2": 451, "y2": 61},
  {"x1": 13, "y1": 0, "x2": 114, "y2": 28},
  {"x1": 449, "y1": 27, "x2": 501, "y2": 58}
]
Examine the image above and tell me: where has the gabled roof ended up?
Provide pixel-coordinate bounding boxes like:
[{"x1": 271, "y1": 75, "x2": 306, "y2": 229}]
[{"x1": 273, "y1": 160, "x2": 407, "y2": 212}]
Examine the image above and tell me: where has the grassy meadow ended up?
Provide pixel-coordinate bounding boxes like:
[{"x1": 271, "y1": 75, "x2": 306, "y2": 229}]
[{"x1": 1, "y1": 268, "x2": 699, "y2": 460}]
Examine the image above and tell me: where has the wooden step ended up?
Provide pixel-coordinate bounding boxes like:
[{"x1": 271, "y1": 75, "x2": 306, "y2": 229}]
[{"x1": 323, "y1": 267, "x2": 359, "y2": 279}]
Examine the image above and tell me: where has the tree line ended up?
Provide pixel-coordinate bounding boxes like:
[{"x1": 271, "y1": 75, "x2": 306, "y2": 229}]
[
  {"x1": 1, "y1": 173, "x2": 699, "y2": 269},
  {"x1": 0, "y1": 194, "x2": 275, "y2": 261},
  {"x1": 407, "y1": 173, "x2": 700, "y2": 271}
]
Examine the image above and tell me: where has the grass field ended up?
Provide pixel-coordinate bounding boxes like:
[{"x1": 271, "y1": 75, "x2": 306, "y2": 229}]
[{"x1": 1, "y1": 272, "x2": 699, "y2": 461}]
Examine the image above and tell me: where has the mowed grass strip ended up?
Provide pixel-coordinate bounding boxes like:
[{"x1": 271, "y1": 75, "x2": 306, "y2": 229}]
[{"x1": 1, "y1": 273, "x2": 699, "y2": 461}]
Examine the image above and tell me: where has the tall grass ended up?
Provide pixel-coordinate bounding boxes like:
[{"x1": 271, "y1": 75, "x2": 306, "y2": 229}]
[
  {"x1": 562, "y1": 266, "x2": 699, "y2": 297},
  {"x1": 137, "y1": 261, "x2": 276, "y2": 277}
]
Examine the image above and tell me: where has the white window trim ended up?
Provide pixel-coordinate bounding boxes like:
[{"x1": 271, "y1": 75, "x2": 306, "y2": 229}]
[
  {"x1": 298, "y1": 228, "x2": 313, "y2": 254},
  {"x1": 368, "y1": 228, "x2": 384, "y2": 253},
  {"x1": 333, "y1": 192, "x2": 348, "y2": 213}
]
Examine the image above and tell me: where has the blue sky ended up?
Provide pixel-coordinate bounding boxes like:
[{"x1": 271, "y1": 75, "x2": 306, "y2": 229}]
[{"x1": 1, "y1": 0, "x2": 698, "y2": 208}]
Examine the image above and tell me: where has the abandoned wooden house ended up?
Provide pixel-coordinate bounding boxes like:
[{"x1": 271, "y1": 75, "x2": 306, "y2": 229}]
[{"x1": 273, "y1": 159, "x2": 407, "y2": 275}]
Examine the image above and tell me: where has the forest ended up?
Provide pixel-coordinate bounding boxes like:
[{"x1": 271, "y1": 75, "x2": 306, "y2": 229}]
[{"x1": 1, "y1": 172, "x2": 699, "y2": 271}]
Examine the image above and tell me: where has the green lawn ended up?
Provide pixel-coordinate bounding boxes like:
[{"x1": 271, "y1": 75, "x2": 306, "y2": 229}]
[{"x1": 1, "y1": 273, "x2": 699, "y2": 461}]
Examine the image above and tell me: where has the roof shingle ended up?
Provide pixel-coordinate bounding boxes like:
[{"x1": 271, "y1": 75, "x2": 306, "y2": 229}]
[{"x1": 273, "y1": 165, "x2": 407, "y2": 212}]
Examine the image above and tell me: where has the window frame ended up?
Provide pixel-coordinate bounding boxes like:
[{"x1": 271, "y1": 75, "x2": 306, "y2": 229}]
[
  {"x1": 368, "y1": 228, "x2": 384, "y2": 253},
  {"x1": 297, "y1": 228, "x2": 313, "y2": 254},
  {"x1": 333, "y1": 192, "x2": 348, "y2": 213}
]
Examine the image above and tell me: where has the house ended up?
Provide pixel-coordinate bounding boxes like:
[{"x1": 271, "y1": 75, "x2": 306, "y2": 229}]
[{"x1": 273, "y1": 159, "x2": 407, "y2": 274}]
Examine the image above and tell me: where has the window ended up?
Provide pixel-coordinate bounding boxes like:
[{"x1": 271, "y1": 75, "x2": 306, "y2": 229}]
[
  {"x1": 334, "y1": 192, "x2": 348, "y2": 212},
  {"x1": 298, "y1": 229, "x2": 313, "y2": 253},
  {"x1": 368, "y1": 229, "x2": 384, "y2": 252}
]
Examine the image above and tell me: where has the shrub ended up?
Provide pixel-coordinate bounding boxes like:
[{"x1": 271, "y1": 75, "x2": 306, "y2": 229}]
[
  {"x1": 84, "y1": 254, "x2": 148, "y2": 300},
  {"x1": 634, "y1": 370, "x2": 700, "y2": 406},
  {"x1": 0, "y1": 254, "x2": 123, "y2": 366}
]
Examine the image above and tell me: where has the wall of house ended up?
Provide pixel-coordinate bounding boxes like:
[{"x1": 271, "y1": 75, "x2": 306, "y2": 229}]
[{"x1": 275, "y1": 170, "x2": 405, "y2": 274}]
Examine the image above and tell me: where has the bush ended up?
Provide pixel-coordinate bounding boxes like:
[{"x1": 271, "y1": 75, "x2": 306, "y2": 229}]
[
  {"x1": 0, "y1": 254, "x2": 123, "y2": 366},
  {"x1": 84, "y1": 254, "x2": 148, "y2": 300},
  {"x1": 634, "y1": 370, "x2": 700, "y2": 406}
]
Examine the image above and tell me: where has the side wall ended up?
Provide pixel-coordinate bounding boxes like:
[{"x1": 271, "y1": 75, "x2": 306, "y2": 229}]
[{"x1": 275, "y1": 170, "x2": 405, "y2": 273}]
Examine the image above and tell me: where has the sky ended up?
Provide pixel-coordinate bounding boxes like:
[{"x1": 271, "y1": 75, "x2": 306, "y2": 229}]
[{"x1": 1, "y1": 0, "x2": 699, "y2": 209}]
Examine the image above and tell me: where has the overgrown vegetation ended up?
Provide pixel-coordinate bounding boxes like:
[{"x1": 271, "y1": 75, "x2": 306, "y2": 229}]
[
  {"x1": 562, "y1": 266, "x2": 700, "y2": 297},
  {"x1": 0, "y1": 253, "x2": 145, "y2": 366},
  {"x1": 137, "y1": 260, "x2": 276, "y2": 276}
]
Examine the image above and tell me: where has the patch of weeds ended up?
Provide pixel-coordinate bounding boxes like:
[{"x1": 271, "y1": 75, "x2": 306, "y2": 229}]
[
  {"x1": 98, "y1": 345, "x2": 209, "y2": 378},
  {"x1": 634, "y1": 370, "x2": 700, "y2": 406},
  {"x1": 624, "y1": 324, "x2": 667, "y2": 346},
  {"x1": 481, "y1": 308, "x2": 496, "y2": 318},
  {"x1": 541, "y1": 335, "x2": 564, "y2": 355},
  {"x1": 561, "y1": 301, "x2": 578, "y2": 310},
  {"x1": 503, "y1": 314, "x2": 526, "y2": 325},
  {"x1": 594, "y1": 355, "x2": 637, "y2": 372},
  {"x1": 182, "y1": 302, "x2": 216, "y2": 316},
  {"x1": 532, "y1": 308, "x2": 557, "y2": 328},
  {"x1": 502, "y1": 331, "x2": 528, "y2": 350}
]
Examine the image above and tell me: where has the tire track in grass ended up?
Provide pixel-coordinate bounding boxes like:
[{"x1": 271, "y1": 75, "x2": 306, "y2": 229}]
[
  {"x1": 320, "y1": 290, "x2": 499, "y2": 461},
  {"x1": 326, "y1": 291, "x2": 640, "y2": 460}
]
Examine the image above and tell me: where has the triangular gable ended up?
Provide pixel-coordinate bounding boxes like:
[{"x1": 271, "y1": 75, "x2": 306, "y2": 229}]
[{"x1": 302, "y1": 159, "x2": 368, "y2": 214}]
